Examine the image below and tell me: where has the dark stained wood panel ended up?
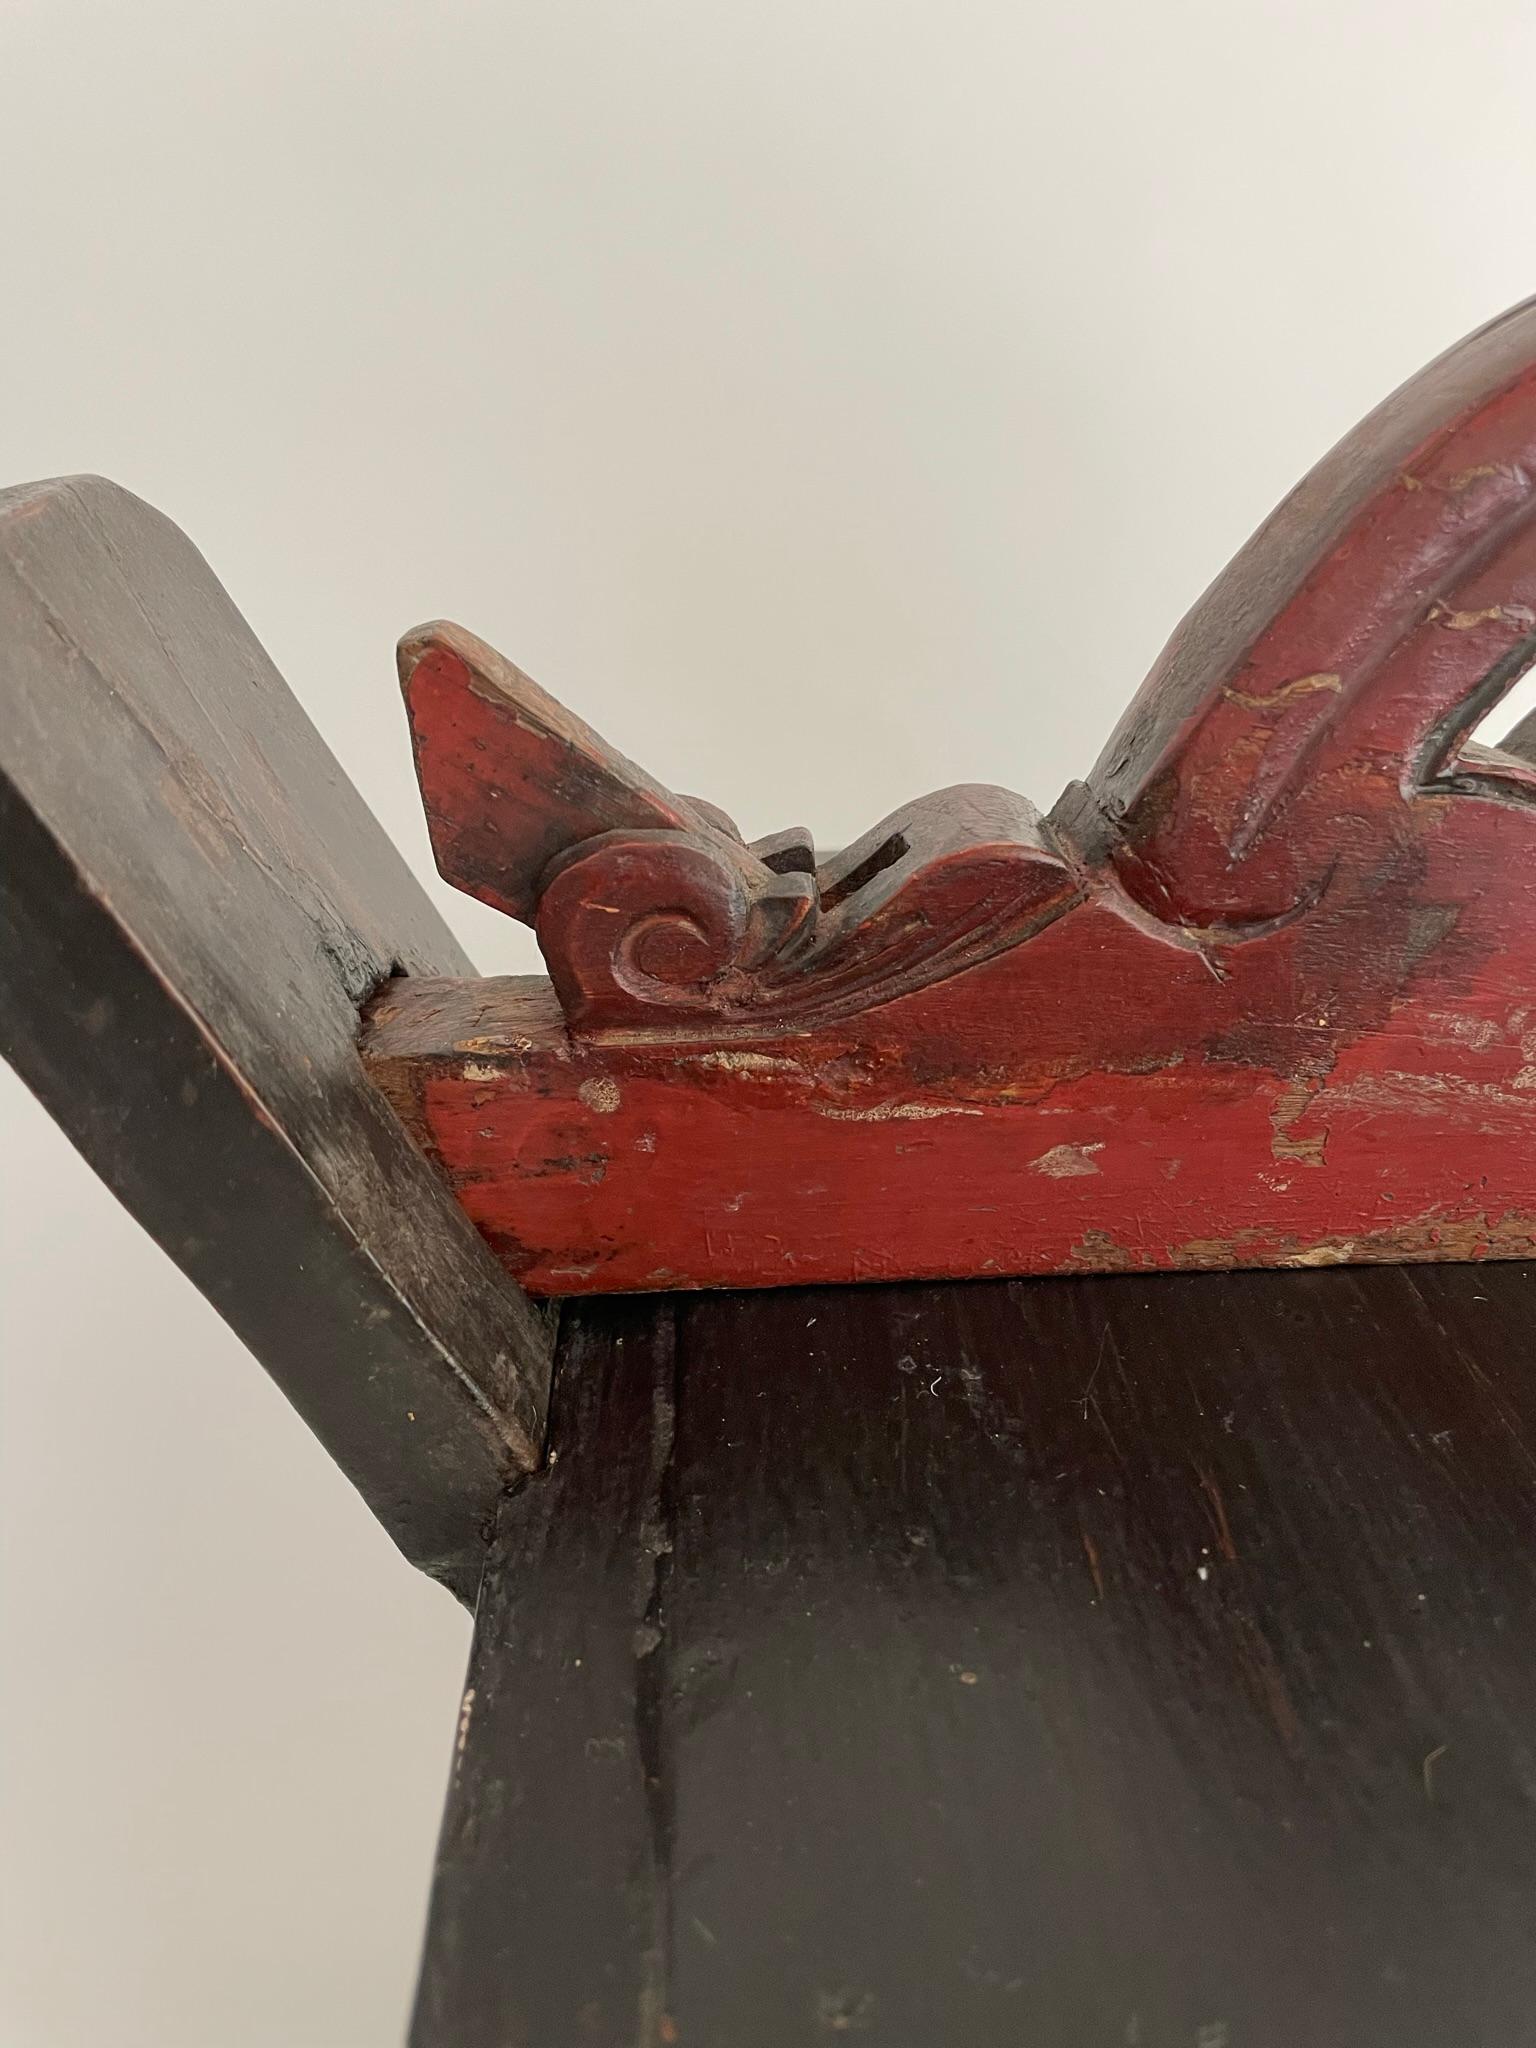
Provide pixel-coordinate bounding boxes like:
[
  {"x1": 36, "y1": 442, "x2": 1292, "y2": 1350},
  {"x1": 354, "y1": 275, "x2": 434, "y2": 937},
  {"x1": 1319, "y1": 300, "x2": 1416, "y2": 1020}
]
[
  {"x1": 418, "y1": 1258, "x2": 1536, "y2": 2043},
  {"x1": 0, "y1": 476, "x2": 553, "y2": 1597},
  {"x1": 412, "y1": 1297, "x2": 676, "y2": 2043}
]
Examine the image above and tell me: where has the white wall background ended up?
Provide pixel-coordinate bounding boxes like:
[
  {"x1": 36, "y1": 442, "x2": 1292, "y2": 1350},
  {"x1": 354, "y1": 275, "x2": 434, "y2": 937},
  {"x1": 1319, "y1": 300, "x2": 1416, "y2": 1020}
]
[{"x1": 3, "y1": 3, "x2": 1536, "y2": 2042}]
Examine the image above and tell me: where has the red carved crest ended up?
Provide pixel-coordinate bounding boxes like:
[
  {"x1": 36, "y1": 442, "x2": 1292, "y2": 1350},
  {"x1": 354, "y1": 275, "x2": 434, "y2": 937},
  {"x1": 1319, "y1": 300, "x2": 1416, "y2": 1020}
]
[{"x1": 367, "y1": 296, "x2": 1536, "y2": 1295}]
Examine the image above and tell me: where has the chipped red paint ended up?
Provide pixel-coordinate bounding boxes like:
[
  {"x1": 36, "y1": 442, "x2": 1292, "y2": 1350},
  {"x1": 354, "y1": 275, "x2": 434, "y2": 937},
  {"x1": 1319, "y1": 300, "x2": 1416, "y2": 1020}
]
[{"x1": 363, "y1": 296, "x2": 1536, "y2": 1296}]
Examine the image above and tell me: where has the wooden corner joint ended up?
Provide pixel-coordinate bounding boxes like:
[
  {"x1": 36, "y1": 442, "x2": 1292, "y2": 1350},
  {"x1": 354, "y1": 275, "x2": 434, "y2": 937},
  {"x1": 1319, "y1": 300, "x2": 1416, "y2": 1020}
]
[{"x1": 364, "y1": 295, "x2": 1536, "y2": 1295}]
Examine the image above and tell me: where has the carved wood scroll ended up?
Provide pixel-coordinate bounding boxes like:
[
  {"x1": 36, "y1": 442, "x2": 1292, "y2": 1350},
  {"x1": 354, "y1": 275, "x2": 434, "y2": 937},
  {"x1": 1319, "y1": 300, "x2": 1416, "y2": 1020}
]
[{"x1": 364, "y1": 296, "x2": 1536, "y2": 1295}]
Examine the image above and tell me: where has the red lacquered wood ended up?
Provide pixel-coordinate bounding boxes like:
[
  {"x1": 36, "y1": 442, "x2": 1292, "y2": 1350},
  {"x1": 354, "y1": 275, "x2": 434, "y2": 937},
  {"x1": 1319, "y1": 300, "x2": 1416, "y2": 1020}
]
[
  {"x1": 401, "y1": 622, "x2": 728, "y2": 925},
  {"x1": 367, "y1": 296, "x2": 1536, "y2": 1296}
]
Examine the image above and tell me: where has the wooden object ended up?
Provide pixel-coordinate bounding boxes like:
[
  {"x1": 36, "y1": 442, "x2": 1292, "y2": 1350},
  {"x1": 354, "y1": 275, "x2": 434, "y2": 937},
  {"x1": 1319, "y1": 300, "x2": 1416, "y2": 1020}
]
[
  {"x1": 6, "y1": 418, "x2": 1536, "y2": 2048},
  {"x1": 0, "y1": 476, "x2": 553, "y2": 1598},
  {"x1": 367, "y1": 295, "x2": 1536, "y2": 1297},
  {"x1": 414, "y1": 1257, "x2": 1536, "y2": 2047}
]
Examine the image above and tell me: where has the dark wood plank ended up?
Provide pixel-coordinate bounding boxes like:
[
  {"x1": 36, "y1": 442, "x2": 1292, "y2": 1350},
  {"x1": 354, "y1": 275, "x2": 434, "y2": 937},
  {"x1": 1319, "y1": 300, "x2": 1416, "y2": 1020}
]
[
  {"x1": 420, "y1": 1258, "x2": 1536, "y2": 2043},
  {"x1": 411, "y1": 1297, "x2": 676, "y2": 2044},
  {"x1": 0, "y1": 476, "x2": 553, "y2": 1597}
]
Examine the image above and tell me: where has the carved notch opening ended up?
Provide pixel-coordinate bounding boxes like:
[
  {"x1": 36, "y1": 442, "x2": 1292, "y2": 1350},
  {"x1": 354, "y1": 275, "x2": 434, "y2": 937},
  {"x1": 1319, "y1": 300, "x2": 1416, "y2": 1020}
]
[{"x1": 819, "y1": 831, "x2": 910, "y2": 911}]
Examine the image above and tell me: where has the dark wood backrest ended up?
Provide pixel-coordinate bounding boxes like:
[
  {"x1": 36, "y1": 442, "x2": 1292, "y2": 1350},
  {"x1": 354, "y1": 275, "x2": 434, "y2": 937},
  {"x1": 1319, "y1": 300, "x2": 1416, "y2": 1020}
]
[{"x1": 0, "y1": 476, "x2": 552, "y2": 1597}]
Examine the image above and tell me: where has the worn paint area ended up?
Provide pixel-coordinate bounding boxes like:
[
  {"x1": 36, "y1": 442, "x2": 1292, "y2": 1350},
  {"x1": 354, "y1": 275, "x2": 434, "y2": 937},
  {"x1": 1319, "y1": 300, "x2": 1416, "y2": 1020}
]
[{"x1": 363, "y1": 297, "x2": 1536, "y2": 1296}]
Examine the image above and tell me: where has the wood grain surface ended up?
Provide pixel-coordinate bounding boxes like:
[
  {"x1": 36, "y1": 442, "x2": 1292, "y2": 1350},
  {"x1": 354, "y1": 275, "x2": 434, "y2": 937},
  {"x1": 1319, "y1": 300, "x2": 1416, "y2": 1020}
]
[
  {"x1": 417, "y1": 1258, "x2": 1536, "y2": 2044},
  {"x1": 0, "y1": 476, "x2": 553, "y2": 1596}
]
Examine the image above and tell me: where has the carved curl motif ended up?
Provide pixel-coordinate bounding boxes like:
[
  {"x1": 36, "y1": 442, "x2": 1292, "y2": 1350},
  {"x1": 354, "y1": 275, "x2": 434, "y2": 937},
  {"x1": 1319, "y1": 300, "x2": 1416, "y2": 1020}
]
[
  {"x1": 536, "y1": 827, "x2": 817, "y2": 1030},
  {"x1": 399, "y1": 622, "x2": 1078, "y2": 1034}
]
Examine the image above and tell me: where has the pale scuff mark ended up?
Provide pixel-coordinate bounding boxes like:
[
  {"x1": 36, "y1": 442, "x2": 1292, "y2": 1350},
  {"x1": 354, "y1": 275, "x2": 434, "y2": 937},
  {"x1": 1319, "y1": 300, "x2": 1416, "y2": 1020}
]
[
  {"x1": 1223, "y1": 672, "x2": 1342, "y2": 711},
  {"x1": 461, "y1": 1060, "x2": 500, "y2": 1081},
  {"x1": 456, "y1": 1686, "x2": 476, "y2": 1757},
  {"x1": 686, "y1": 1048, "x2": 808, "y2": 1076},
  {"x1": 1403, "y1": 463, "x2": 1518, "y2": 495},
  {"x1": 1030, "y1": 1141, "x2": 1104, "y2": 1178},
  {"x1": 1270, "y1": 1079, "x2": 1328, "y2": 1166},
  {"x1": 817, "y1": 1101, "x2": 983, "y2": 1122},
  {"x1": 579, "y1": 1076, "x2": 622, "y2": 1114},
  {"x1": 1429, "y1": 599, "x2": 1536, "y2": 631},
  {"x1": 1423, "y1": 1742, "x2": 1449, "y2": 1801},
  {"x1": 1430, "y1": 1011, "x2": 1499, "y2": 1051},
  {"x1": 1333, "y1": 1066, "x2": 1536, "y2": 1121},
  {"x1": 1065, "y1": 1227, "x2": 1133, "y2": 1272}
]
